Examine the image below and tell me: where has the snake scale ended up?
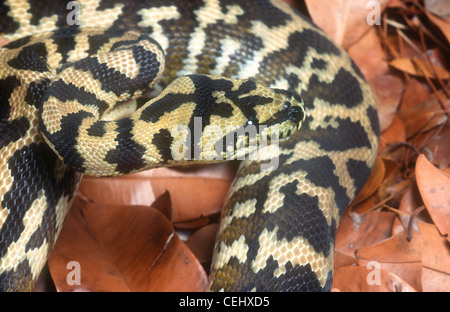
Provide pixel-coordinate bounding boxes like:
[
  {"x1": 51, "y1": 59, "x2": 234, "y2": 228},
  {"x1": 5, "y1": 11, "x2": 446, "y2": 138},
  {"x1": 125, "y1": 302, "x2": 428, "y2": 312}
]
[{"x1": 0, "y1": 0, "x2": 379, "y2": 292}]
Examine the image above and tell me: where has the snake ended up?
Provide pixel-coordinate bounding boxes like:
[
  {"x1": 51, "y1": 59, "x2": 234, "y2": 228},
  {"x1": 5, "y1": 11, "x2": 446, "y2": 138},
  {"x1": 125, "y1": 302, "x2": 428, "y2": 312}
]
[{"x1": 0, "y1": 0, "x2": 379, "y2": 292}]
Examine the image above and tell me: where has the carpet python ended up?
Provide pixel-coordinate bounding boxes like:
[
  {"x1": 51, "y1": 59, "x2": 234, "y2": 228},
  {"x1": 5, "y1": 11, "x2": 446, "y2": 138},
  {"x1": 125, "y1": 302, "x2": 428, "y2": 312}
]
[{"x1": 0, "y1": 0, "x2": 379, "y2": 292}]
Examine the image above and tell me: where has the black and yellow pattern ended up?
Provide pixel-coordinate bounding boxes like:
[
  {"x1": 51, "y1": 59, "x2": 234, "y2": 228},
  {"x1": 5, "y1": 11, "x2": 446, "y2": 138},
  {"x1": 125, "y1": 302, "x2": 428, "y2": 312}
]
[{"x1": 0, "y1": 0, "x2": 379, "y2": 292}]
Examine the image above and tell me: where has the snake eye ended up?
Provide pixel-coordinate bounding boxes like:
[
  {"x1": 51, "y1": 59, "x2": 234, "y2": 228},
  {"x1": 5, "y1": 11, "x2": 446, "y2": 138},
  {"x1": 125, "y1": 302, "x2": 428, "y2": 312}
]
[{"x1": 287, "y1": 106, "x2": 304, "y2": 123}]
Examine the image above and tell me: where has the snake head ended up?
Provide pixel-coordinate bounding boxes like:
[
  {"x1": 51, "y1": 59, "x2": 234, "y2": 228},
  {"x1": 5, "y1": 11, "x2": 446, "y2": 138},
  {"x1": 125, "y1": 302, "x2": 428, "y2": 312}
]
[{"x1": 253, "y1": 88, "x2": 306, "y2": 142}]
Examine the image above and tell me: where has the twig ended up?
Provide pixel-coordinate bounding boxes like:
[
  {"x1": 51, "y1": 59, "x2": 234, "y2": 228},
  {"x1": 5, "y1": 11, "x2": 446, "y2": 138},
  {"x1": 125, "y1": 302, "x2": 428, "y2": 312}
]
[{"x1": 407, "y1": 205, "x2": 425, "y2": 242}]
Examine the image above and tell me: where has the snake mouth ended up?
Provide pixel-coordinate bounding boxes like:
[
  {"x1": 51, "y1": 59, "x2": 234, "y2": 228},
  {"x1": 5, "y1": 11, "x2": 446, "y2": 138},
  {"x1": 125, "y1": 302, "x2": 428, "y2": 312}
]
[
  {"x1": 259, "y1": 105, "x2": 304, "y2": 143},
  {"x1": 260, "y1": 100, "x2": 305, "y2": 126},
  {"x1": 213, "y1": 120, "x2": 299, "y2": 161},
  {"x1": 278, "y1": 123, "x2": 300, "y2": 141}
]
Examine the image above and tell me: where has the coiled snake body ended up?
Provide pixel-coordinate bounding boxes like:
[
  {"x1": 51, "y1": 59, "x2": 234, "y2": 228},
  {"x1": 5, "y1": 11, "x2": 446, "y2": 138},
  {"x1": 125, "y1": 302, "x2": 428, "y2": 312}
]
[{"x1": 0, "y1": 0, "x2": 379, "y2": 291}]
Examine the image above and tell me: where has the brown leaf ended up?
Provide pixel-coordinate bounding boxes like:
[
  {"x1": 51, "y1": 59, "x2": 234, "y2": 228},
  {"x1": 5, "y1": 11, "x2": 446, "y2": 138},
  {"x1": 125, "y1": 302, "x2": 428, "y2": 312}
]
[
  {"x1": 369, "y1": 74, "x2": 404, "y2": 132},
  {"x1": 423, "y1": 123, "x2": 450, "y2": 169},
  {"x1": 397, "y1": 94, "x2": 448, "y2": 139},
  {"x1": 422, "y1": 267, "x2": 450, "y2": 292},
  {"x1": 151, "y1": 190, "x2": 172, "y2": 220},
  {"x1": 350, "y1": 194, "x2": 379, "y2": 214},
  {"x1": 48, "y1": 197, "x2": 208, "y2": 291},
  {"x1": 425, "y1": 10, "x2": 450, "y2": 44},
  {"x1": 415, "y1": 221, "x2": 450, "y2": 292},
  {"x1": 425, "y1": 0, "x2": 450, "y2": 19},
  {"x1": 356, "y1": 229, "x2": 423, "y2": 291},
  {"x1": 186, "y1": 223, "x2": 219, "y2": 264},
  {"x1": 391, "y1": 182, "x2": 426, "y2": 235},
  {"x1": 380, "y1": 115, "x2": 406, "y2": 147},
  {"x1": 49, "y1": 199, "x2": 130, "y2": 292},
  {"x1": 378, "y1": 158, "x2": 403, "y2": 200},
  {"x1": 305, "y1": 0, "x2": 389, "y2": 48},
  {"x1": 335, "y1": 211, "x2": 396, "y2": 268},
  {"x1": 418, "y1": 222, "x2": 450, "y2": 275},
  {"x1": 348, "y1": 27, "x2": 390, "y2": 81},
  {"x1": 350, "y1": 157, "x2": 385, "y2": 208},
  {"x1": 389, "y1": 57, "x2": 450, "y2": 79},
  {"x1": 400, "y1": 78, "x2": 430, "y2": 110},
  {"x1": 415, "y1": 154, "x2": 450, "y2": 240},
  {"x1": 398, "y1": 182, "x2": 423, "y2": 214},
  {"x1": 79, "y1": 163, "x2": 235, "y2": 223},
  {"x1": 332, "y1": 266, "x2": 417, "y2": 292},
  {"x1": 280, "y1": 0, "x2": 303, "y2": 11},
  {"x1": 173, "y1": 215, "x2": 210, "y2": 230}
]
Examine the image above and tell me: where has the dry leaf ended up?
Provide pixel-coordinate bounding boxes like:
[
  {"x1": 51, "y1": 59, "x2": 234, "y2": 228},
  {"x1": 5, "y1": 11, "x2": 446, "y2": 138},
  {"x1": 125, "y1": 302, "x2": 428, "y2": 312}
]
[
  {"x1": 423, "y1": 123, "x2": 450, "y2": 168},
  {"x1": 356, "y1": 229, "x2": 423, "y2": 291},
  {"x1": 348, "y1": 27, "x2": 390, "y2": 80},
  {"x1": 305, "y1": 0, "x2": 389, "y2": 48},
  {"x1": 150, "y1": 190, "x2": 173, "y2": 220},
  {"x1": 49, "y1": 197, "x2": 208, "y2": 291},
  {"x1": 350, "y1": 157, "x2": 385, "y2": 208},
  {"x1": 414, "y1": 221, "x2": 450, "y2": 292},
  {"x1": 389, "y1": 57, "x2": 450, "y2": 79},
  {"x1": 378, "y1": 158, "x2": 402, "y2": 200},
  {"x1": 418, "y1": 222, "x2": 450, "y2": 275},
  {"x1": 415, "y1": 154, "x2": 450, "y2": 240},
  {"x1": 332, "y1": 266, "x2": 417, "y2": 292},
  {"x1": 369, "y1": 74, "x2": 404, "y2": 132},
  {"x1": 79, "y1": 163, "x2": 235, "y2": 223},
  {"x1": 398, "y1": 183, "x2": 423, "y2": 214},
  {"x1": 49, "y1": 199, "x2": 131, "y2": 292},
  {"x1": 397, "y1": 94, "x2": 448, "y2": 139},
  {"x1": 391, "y1": 182, "x2": 426, "y2": 235},
  {"x1": 186, "y1": 223, "x2": 219, "y2": 264},
  {"x1": 400, "y1": 78, "x2": 430, "y2": 110},
  {"x1": 422, "y1": 267, "x2": 450, "y2": 292},
  {"x1": 380, "y1": 115, "x2": 406, "y2": 146},
  {"x1": 425, "y1": 10, "x2": 450, "y2": 44},
  {"x1": 425, "y1": 0, "x2": 450, "y2": 19},
  {"x1": 335, "y1": 211, "x2": 396, "y2": 268}
]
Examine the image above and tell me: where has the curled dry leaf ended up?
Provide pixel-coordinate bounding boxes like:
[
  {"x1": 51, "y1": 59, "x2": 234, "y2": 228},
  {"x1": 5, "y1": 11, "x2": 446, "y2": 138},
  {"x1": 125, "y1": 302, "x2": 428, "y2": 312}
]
[
  {"x1": 186, "y1": 223, "x2": 219, "y2": 264},
  {"x1": 79, "y1": 162, "x2": 236, "y2": 224},
  {"x1": 415, "y1": 154, "x2": 450, "y2": 240},
  {"x1": 151, "y1": 190, "x2": 172, "y2": 220},
  {"x1": 48, "y1": 197, "x2": 208, "y2": 291}
]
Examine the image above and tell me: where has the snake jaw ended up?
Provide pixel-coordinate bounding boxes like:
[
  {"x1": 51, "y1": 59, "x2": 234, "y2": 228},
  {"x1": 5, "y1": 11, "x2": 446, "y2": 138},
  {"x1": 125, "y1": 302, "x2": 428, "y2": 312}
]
[{"x1": 257, "y1": 92, "x2": 305, "y2": 143}]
